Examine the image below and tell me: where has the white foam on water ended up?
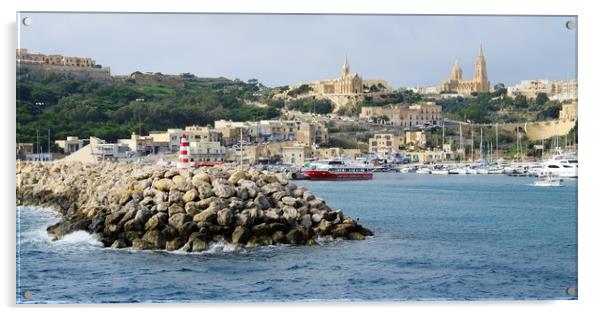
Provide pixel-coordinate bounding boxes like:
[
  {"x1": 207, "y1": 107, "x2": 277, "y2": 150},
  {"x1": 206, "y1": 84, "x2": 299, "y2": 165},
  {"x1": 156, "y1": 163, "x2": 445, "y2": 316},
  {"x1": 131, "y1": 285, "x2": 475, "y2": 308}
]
[
  {"x1": 55, "y1": 231, "x2": 103, "y2": 247},
  {"x1": 206, "y1": 241, "x2": 239, "y2": 254}
]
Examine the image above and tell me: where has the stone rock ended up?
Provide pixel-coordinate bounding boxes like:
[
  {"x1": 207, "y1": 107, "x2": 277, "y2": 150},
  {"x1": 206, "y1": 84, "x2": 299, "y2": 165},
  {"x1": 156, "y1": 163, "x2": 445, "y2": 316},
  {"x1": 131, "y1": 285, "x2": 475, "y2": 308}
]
[
  {"x1": 238, "y1": 180, "x2": 259, "y2": 198},
  {"x1": 300, "y1": 214, "x2": 312, "y2": 229},
  {"x1": 262, "y1": 182, "x2": 282, "y2": 195},
  {"x1": 231, "y1": 226, "x2": 251, "y2": 244},
  {"x1": 256, "y1": 235, "x2": 273, "y2": 246},
  {"x1": 254, "y1": 193, "x2": 271, "y2": 210},
  {"x1": 163, "y1": 169, "x2": 179, "y2": 179},
  {"x1": 180, "y1": 221, "x2": 198, "y2": 236},
  {"x1": 88, "y1": 216, "x2": 105, "y2": 233},
  {"x1": 153, "y1": 178, "x2": 174, "y2": 192},
  {"x1": 46, "y1": 221, "x2": 72, "y2": 240},
  {"x1": 264, "y1": 209, "x2": 281, "y2": 222},
  {"x1": 282, "y1": 206, "x2": 299, "y2": 224},
  {"x1": 156, "y1": 202, "x2": 169, "y2": 213},
  {"x1": 217, "y1": 209, "x2": 234, "y2": 226},
  {"x1": 105, "y1": 211, "x2": 126, "y2": 225},
  {"x1": 191, "y1": 172, "x2": 211, "y2": 187},
  {"x1": 168, "y1": 190, "x2": 184, "y2": 204},
  {"x1": 311, "y1": 213, "x2": 323, "y2": 224},
  {"x1": 195, "y1": 181, "x2": 213, "y2": 198},
  {"x1": 251, "y1": 223, "x2": 271, "y2": 236},
  {"x1": 145, "y1": 212, "x2": 168, "y2": 231},
  {"x1": 271, "y1": 191, "x2": 288, "y2": 202},
  {"x1": 132, "y1": 238, "x2": 154, "y2": 250},
  {"x1": 184, "y1": 202, "x2": 200, "y2": 216},
  {"x1": 165, "y1": 237, "x2": 185, "y2": 250},
  {"x1": 142, "y1": 230, "x2": 166, "y2": 248},
  {"x1": 281, "y1": 196, "x2": 298, "y2": 207},
  {"x1": 168, "y1": 204, "x2": 185, "y2": 217},
  {"x1": 191, "y1": 238, "x2": 209, "y2": 252},
  {"x1": 235, "y1": 212, "x2": 252, "y2": 227},
  {"x1": 111, "y1": 239, "x2": 127, "y2": 249},
  {"x1": 315, "y1": 219, "x2": 333, "y2": 236},
  {"x1": 172, "y1": 175, "x2": 188, "y2": 191},
  {"x1": 286, "y1": 229, "x2": 304, "y2": 245},
  {"x1": 169, "y1": 213, "x2": 192, "y2": 232},
  {"x1": 332, "y1": 223, "x2": 357, "y2": 238},
  {"x1": 182, "y1": 189, "x2": 198, "y2": 203},
  {"x1": 347, "y1": 232, "x2": 365, "y2": 240},
  {"x1": 228, "y1": 170, "x2": 247, "y2": 184},
  {"x1": 193, "y1": 208, "x2": 217, "y2": 224},
  {"x1": 271, "y1": 230, "x2": 285, "y2": 244},
  {"x1": 213, "y1": 182, "x2": 236, "y2": 198}
]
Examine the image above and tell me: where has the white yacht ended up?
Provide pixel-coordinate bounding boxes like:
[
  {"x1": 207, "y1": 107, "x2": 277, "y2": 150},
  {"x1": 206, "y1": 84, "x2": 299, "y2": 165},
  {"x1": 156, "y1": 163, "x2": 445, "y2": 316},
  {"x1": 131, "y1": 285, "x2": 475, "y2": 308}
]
[
  {"x1": 448, "y1": 167, "x2": 467, "y2": 175},
  {"x1": 539, "y1": 150, "x2": 578, "y2": 178}
]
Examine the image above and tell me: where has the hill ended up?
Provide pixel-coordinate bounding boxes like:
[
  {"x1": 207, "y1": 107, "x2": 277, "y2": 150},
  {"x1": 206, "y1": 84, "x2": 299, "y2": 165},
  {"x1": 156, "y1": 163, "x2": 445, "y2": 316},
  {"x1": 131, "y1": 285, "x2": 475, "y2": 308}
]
[{"x1": 16, "y1": 70, "x2": 281, "y2": 150}]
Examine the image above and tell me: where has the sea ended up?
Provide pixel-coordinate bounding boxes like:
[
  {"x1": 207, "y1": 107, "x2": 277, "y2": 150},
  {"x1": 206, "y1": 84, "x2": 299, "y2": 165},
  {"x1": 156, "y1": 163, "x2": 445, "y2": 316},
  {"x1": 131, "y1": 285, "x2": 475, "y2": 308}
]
[{"x1": 16, "y1": 173, "x2": 578, "y2": 303}]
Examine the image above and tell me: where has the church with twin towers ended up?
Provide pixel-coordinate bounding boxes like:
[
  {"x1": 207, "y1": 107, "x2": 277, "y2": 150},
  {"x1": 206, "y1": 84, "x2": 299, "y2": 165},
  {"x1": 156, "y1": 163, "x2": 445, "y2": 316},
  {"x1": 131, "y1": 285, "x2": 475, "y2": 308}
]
[{"x1": 440, "y1": 43, "x2": 491, "y2": 95}]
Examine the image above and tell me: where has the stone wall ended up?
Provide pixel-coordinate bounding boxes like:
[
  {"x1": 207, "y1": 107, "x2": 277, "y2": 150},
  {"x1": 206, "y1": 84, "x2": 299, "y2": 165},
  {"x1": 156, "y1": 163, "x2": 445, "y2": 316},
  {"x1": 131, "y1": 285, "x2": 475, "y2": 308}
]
[{"x1": 17, "y1": 63, "x2": 112, "y2": 83}]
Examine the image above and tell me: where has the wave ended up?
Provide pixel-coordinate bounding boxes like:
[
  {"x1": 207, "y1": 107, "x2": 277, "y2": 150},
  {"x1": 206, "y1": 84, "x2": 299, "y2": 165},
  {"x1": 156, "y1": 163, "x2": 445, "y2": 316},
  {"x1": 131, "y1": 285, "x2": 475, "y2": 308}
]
[{"x1": 55, "y1": 231, "x2": 103, "y2": 247}]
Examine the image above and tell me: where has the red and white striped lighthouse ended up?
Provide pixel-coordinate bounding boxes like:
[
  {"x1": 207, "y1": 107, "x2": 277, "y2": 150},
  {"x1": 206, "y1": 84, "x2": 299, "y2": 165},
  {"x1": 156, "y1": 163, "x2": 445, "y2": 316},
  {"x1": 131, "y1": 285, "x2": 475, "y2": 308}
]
[{"x1": 177, "y1": 134, "x2": 190, "y2": 170}]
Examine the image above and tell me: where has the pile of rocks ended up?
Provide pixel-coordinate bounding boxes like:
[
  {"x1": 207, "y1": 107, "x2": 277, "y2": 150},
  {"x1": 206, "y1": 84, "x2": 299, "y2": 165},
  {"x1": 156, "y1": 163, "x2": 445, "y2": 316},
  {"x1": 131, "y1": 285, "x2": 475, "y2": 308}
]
[{"x1": 16, "y1": 162, "x2": 373, "y2": 252}]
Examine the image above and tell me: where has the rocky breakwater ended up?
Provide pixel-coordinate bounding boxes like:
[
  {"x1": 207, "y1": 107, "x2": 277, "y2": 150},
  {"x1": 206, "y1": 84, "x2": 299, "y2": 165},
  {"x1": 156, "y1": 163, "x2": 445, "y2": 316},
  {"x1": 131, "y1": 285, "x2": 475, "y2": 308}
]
[{"x1": 16, "y1": 162, "x2": 373, "y2": 252}]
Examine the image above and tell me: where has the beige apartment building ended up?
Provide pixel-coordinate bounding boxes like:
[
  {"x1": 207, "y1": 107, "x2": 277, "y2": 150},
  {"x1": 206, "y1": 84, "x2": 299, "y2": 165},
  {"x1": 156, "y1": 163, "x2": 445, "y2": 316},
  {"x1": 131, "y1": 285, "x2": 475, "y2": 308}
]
[
  {"x1": 361, "y1": 102, "x2": 442, "y2": 128},
  {"x1": 17, "y1": 48, "x2": 96, "y2": 68},
  {"x1": 55, "y1": 136, "x2": 86, "y2": 154},
  {"x1": 189, "y1": 141, "x2": 226, "y2": 162},
  {"x1": 282, "y1": 146, "x2": 313, "y2": 165},
  {"x1": 368, "y1": 134, "x2": 403, "y2": 157}
]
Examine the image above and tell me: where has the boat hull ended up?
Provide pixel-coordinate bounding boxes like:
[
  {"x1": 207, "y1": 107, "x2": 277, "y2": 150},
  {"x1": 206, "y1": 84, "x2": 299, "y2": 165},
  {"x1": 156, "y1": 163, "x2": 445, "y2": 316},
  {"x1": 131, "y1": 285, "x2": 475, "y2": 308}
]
[{"x1": 304, "y1": 170, "x2": 373, "y2": 180}]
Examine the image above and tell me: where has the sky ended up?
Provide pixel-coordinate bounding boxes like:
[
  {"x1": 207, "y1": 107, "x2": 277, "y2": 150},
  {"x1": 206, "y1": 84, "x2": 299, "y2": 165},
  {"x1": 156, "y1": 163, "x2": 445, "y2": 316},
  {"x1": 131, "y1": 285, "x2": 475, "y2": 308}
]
[{"x1": 17, "y1": 13, "x2": 577, "y2": 88}]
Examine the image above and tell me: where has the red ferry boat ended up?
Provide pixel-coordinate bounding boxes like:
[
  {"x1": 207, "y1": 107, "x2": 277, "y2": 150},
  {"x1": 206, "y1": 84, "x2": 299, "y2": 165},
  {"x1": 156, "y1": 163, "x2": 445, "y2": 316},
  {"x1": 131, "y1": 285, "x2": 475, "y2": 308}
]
[{"x1": 303, "y1": 161, "x2": 373, "y2": 180}]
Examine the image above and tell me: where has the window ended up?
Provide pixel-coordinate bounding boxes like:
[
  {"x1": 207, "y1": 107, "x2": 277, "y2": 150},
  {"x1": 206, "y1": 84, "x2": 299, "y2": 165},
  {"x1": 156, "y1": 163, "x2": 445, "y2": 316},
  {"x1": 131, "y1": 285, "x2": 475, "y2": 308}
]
[{"x1": 548, "y1": 165, "x2": 560, "y2": 168}]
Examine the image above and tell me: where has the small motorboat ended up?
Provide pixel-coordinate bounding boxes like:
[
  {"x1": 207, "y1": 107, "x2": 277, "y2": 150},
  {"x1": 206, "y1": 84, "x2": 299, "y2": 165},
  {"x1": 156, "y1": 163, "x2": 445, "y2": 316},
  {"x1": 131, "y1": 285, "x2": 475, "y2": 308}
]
[{"x1": 533, "y1": 172, "x2": 563, "y2": 187}]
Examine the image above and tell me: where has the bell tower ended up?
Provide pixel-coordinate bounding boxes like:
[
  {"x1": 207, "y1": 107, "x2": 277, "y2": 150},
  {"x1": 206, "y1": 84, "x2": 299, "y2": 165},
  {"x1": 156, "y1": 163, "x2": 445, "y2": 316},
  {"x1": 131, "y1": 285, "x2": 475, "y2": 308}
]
[
  {"x1": 451, "y1": 59, "x2": 463, "y2": 81},
  {"x1": 473, "y1": 43, "x2": 490, "y2": 92},
  {"x1": 342, "y1": 55, "x2": 350, "y2": 77}
]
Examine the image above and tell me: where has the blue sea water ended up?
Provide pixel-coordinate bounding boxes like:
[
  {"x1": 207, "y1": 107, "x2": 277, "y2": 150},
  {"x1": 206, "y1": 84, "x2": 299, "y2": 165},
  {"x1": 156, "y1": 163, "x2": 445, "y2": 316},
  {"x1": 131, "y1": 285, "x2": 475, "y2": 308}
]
[{"x1": 16, "y1": 174, "x2": 577, "y2": 303}]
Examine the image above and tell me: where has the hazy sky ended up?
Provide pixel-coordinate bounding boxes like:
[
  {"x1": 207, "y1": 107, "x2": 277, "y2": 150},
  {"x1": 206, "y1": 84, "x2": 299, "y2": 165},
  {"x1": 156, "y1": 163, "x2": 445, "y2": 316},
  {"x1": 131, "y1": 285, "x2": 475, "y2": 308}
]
[{"x1": 18, "y1": 13, "x2": 577, "y2": 88}]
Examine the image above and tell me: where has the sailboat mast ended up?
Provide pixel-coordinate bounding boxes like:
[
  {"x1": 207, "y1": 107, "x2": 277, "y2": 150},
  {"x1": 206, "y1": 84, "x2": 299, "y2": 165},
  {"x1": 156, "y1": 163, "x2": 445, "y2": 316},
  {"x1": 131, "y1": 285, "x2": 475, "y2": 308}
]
[
  {"x1": 480, "y1": 128, "x2": 483, "y2": 161},
  {"x1": 459, "y1": 123, "x2": 464, "y2": 163},
  {"x1": 495, "y1": 123, "x2": 499, "y2": 162}
]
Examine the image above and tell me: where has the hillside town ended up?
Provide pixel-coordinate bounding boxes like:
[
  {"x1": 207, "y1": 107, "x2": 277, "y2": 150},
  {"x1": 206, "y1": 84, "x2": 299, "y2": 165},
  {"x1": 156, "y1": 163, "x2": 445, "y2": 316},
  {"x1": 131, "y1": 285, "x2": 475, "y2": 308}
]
[{"x1": 16, "y1": 45, "x2": 578, "y2": 170}]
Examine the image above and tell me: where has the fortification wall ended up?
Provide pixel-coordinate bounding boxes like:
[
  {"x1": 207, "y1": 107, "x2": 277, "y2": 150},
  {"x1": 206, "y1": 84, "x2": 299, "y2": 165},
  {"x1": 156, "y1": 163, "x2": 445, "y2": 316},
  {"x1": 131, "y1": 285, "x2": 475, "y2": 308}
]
[
  {"x1": 497, "y1": 119, "x2": 577, "y2": 141},
  {"x1": 17, "y1": 63, "x2": 112, "y2": 83}
]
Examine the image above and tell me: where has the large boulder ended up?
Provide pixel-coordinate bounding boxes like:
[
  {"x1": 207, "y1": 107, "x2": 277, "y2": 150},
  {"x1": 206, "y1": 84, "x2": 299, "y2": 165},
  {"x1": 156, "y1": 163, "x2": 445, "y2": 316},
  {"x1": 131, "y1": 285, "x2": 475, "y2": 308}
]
[
  {"x1": 141, "y1": 230, "x2": 166, "y2": 248},
  {"x1": 168, "y1": 213, "x2": 192, "y2": 232},
  {"x1": 165, "y1": 237, "x2": 185, "y2": 250},
  {"x1": 213, "y1": 181, "x2": 236, "y2": 198},
  {"x1": 193, "y1": 208, "x2": 217, "y2": 224},
  {"x1": 182, "y1": 189, "x2": 198, "y2": 203},
  {"x1": 168, "y1": 204, "x2": 185, "y2": 217},
  {"x1": 153, "y1": 179, "x2": 174, "y2": 192},
  {"x1": 191, "y1": 172, "x2": 211, "y2": 187},
  {"x1": 217, "y1": 209, "x2": 234, "y2": 226},
  {"x1": 145, "y1": 212, "x2": 168, "y2": 231},
  {"x1": 228, "y1": 170, "x2": 247, "y2": 184},
  {"x1": 231, "y1": 226, "x2": 251, "y2": 244},
  {"x1": 254, "y1": 193, "x2": 271, "y2": 210},
  {"x1": 285, "y1": 229, "x2": 304, "y2": 245}
]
